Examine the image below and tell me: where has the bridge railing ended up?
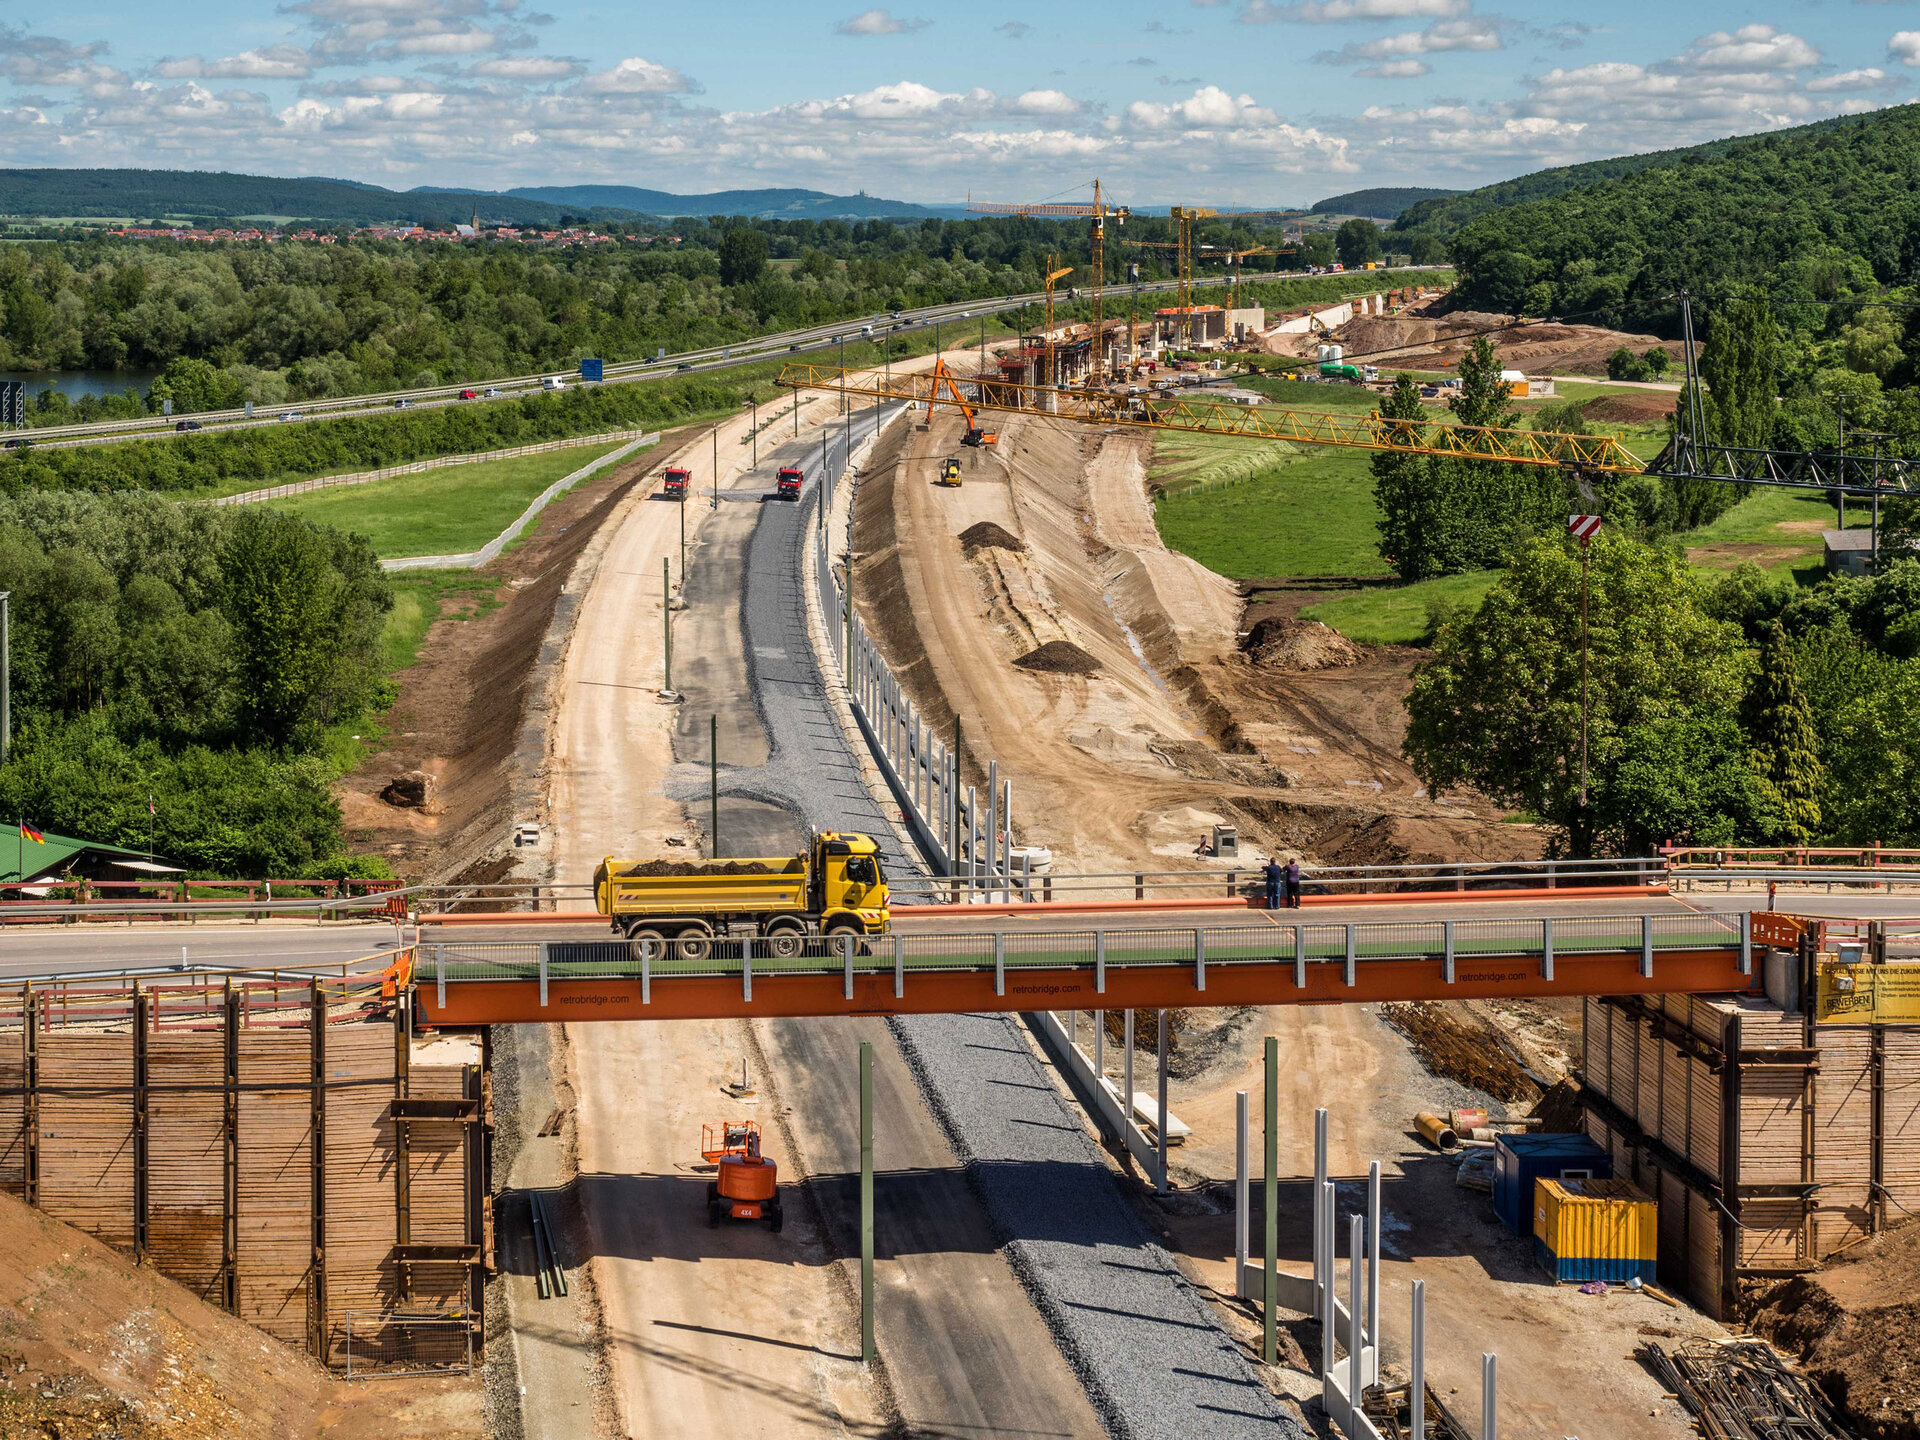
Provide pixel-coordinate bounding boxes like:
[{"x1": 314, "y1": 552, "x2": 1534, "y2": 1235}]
[{"x1": 418, "y1": 911, "x2": 1752, "y2": 997}]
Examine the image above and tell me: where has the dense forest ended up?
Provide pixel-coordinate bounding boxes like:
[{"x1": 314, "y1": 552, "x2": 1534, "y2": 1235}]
[
  {"x1": 1312, "y1": 188, "x2": 1459, "y2": 219},
  {"x1": 0, "y1": 492, "x2": 393, "y2": 875}
]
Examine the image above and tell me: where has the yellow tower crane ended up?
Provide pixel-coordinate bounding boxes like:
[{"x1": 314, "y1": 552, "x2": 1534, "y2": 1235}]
[
  {"x1": 969, "y1": 181, "x2": 1130, "y2": 382},
  {"x1": 1041, "y1": 256, "x2": 1073, "y2": 388}
]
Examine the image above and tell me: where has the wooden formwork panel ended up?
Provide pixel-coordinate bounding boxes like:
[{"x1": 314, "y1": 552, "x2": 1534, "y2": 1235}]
[
  {"x1": 0, "y1": 1038, "x2": 26, "y2": 1198},
  {"x1": 37, "y1": 1037, "x2": 134, "y2": 1252},
  {"x1": 322, "y1": 1028, "x2": 399, "y2": 1367},
  {"x1": 1886, "y1": 1029, "x2": 1920, "y2": 1221},
  {"x1": 1685, "y1": 1186, "x2": 1723, "y2": 1318},
  {"x1": 1813, "y1": 1027, "x2": 1875, "y2": 1256},
  {"x1": 147, "y1": 1034, "x2": 226, "y2": 1303},
  {"x1": 1737, "y1": 1197, "x2": 1806, "y2": 1267},
  {"x1": 236, "y1": 1034, "x2": 312, "y2": 1346},
  {"x1": 404, "y1": 1065, "x2": 476, "y2": 1314},
  {"x1": 1690, "y1": 1057, "x2": 1722, "y2": 1185},
  {"x1": 1636, "y1": 1022, "x2": 1661, "y2": 1137},
  {"x1": 1583, "y1": 999, "x2": 1611, "y2": 1095},
  {"x1": 1739, "y1": 1069, "x2": 1806, "y2": 1187},
  {"x1": 1656, "y1": 1169, "x2": 1687, "y2": 1287}
]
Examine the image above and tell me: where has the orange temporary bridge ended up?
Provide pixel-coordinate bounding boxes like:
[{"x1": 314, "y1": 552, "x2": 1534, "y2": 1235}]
[{"x1": 403, "y1": 909, "x2": 1794, "y2": 1027}]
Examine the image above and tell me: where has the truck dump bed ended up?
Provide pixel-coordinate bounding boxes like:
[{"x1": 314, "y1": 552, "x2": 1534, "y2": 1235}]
[{"x1": 596, "y1": 857, "x2": 807, "y2": 916}]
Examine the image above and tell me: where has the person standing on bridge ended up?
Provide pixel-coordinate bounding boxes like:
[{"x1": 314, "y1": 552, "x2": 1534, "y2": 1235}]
[
  {"x1": 1262, "y1": 855, "x2": 1285, "y2": 910},
  {"x1": 1283, "y1": 857, "x2": 1303, "y2": 909}
]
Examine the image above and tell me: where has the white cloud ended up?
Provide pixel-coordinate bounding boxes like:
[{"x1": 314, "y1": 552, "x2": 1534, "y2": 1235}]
[
  {"x1": 468, "y1": 56, "x2": 583, "y2": 81},
  {"x1": 1317, "y1": 17, "x2": 1503, "y2": 64},
  {"x1": 287, "y1": 0, "x2": 539, "y2": 63},
  {"x1": 1683, "y1": 24, "x2": 1819, "y2": 72},
  {"x1": 1359, "y1": 59, "x2": 1431, "y2": 78},
  {"x1": 152, "y1": 47, "x2": 315, "y2": 81},
  {"x1": 1244, "y1": 0, "x2": 1467, "y2": 22},
  {"x1": 1891, "y1": 32, "x2": 1920, "y2": 67},
  {"x1": 834, "y1": 9, "x2": 930, "y2": 35},
  {"x1": 574, "y1": 56, "x2": 695, "y2": 95},
  {"x1": 1127, "y1": 84, "x2": 1278, "y2": 129},
  {"x1": 1806, "y1": 68, "x2": 1890, "y2": 92},
  {"x1": 1010, "y1": 88, "x2": 1082, "y2": 115}
]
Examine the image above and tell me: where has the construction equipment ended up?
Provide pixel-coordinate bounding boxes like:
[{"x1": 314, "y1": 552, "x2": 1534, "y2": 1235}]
[
  {"x1": 661, "y1": 465, "x2": 691, "y2": 499},
  {"x1": 702, "y1": 1121, "x2": 782, "y2": 1231},
  {"x1": 594, "y1": 831, "x2": 891, "y2": 960},
  {"x1": 776, "y1": 465, "x2": 804, "y2": 500},
  {"x1": 938, "y1": 457, "x2": 963, "y2": 486},
  {"x1": 1041, "y1": 256, "x2": 1073, "y2": 389},
  {"x1": 969, "y1": 180, "x2": 1129, "y2": 382},
  {"x1": 925, "y1": 357, "x2": 998, "y2": 446}
]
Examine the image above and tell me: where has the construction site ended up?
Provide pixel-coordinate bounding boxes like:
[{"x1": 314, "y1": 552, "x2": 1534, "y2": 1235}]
[{"x1": 3, "y1": 184, "x2": 1918, "y2": 1440}]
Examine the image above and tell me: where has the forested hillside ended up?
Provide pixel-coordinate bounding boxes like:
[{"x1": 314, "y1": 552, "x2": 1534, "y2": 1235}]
[
  {"x1": 1410, "y1": 104, "x2": 1920, "y2": 328},
  {"x1": 1313, "y1": 188, "x2": 1458, "y2": 219}
]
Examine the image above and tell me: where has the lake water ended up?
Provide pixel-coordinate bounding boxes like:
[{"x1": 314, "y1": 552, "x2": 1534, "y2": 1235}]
[{"x1": 0, "y1": 368, "x2": 161, "y2": 401}]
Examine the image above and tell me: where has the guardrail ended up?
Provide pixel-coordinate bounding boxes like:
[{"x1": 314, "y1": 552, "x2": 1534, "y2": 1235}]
[
  {"x1": 421, "y1": 911, "x2": 1752, "y2": 994},
  {"x1": 886, "y1": 858, "x2": 1668, "y2": 904},
  {"x1": 1663, "y1": 844, "x2": 1920, "y2": 869}
]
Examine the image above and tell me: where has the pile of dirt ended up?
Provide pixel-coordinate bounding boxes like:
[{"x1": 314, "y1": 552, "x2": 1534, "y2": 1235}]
[
  {"x1": 1585, "y1": 392, "x2": 1676, "y2": 424},
  {"x1": 1750, "y1": 1221, "x2": 1920, "y2": 1439},
  {"x1": 959, "y1": 521, "x2": 1026, "y2": 556},
  {"x1": 1332, "y1": 308, "x2": 1669, "y2": 378},
  {"x1": 1532, "y1": 1076, "x2": 1587, "y2": 1133},
  {"x1": 0, "y1": 1191, "x2": 479, "y2": 1439},
  {"x1": 1013, "y1": 640, "x2": 1101, "y2": 676},
  {"x1": 1380, "y1": 1000, "x2": 1543, "y2": 1104},
  {"x1": 615, "y1": 858, "x2": 786, "y2": 876},
  {"x1": 1242, "y1": 617, "x2": 1364, "y2": 671}
]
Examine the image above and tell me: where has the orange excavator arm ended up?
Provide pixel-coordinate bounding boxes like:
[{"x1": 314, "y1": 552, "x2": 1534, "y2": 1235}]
[{"x1": 927, "y1": 357, "x2": 997, "y2": 446}]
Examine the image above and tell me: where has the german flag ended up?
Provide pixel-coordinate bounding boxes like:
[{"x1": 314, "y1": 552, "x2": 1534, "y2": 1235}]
[{"x1": 19, "y1": 821, "x2": 44, "y2": 845}]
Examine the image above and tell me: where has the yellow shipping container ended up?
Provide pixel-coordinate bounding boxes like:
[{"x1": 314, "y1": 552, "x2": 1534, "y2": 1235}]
[{"x1": 1534, "y1": 1177, "x2": 1657, "y2": 1264}]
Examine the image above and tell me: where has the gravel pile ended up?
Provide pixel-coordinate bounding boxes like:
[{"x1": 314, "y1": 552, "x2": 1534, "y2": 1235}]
[
  {"x1": 959, "y1": 520, "x2": 1026, "y2": 556},
  {"x1": 891, "y1": 1010, "x2": 1305, "y2": 1440},
  {"x1": 612, "y1": 858, "x2": 785, "y2": 876}
]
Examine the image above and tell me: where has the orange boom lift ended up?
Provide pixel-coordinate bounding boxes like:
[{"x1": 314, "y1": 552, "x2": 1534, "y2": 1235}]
[{"x1": 701, "y1": 1120, "x2": 783, "y2": 1231}]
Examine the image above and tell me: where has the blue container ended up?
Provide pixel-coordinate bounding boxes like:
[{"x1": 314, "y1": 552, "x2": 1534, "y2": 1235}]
[
  {"x1": 1533, "y1": 1237, "x2": 1657, "y2": 1285},
  {"x1": 1492, "y1": 1133, "x2": 1612, "y2": 1234},
  {"x1": 580, "y1": 358, "x2": 604, "y2": 382}
]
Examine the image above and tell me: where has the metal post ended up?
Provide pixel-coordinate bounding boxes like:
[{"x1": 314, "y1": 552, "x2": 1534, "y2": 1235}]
[
  {"x1": 1411, "y1": 1281, "x2": 1426, "y2": 1440},
  {"x1": 951, "y1": 718, "x2": 962, "y2": 883},
  {"x1": 711, "y1": 424, "x2": 718, "y2": 510},
  {"x1": 0, "y1": 592, "x2": 9, "y2": 767},
  {"x1": 1481, "y1": 1353, "x2": 1497, "y2": 1440},
  {"x1": 1263, "y1": 1035, "x2": 1278, "y2": 1365},
  {"x1": 1319, "y1": 1181, "x2": 1335, "y2": 1385},
  {"x1": 1093, "y1": 1007, "x2": 1104, "y2": 1078},
  {"x1": 987, "y1": 760, "x2": 999, "y2": 896},
  {"x1": 1349, "y1": 1215, "x2": 1364, "y2": 1423},
  {"x1": 860, "y1": 1040, "x2": 874, "y2": 1366},
  {"x1": 1367, "y1": 1160, "x2": 1381, "y2": 1357},
  {"x1": 661, "y1": 559, "x2": 674, "y2": 696},
  {"x1": 1122, "y1": 1009, "x2": 1134, "y2": 1130},
  {"x1": 1155, "y1": 1009, "x2": 1169, "y2": 1195},
  {"x1": 710, "y1": 714, "x2": 720, "y2": 859},
  {"x1": 1002, "y1": 777, "x2": 1014, "y2": 902},
  {"x1": 1314, "y1": 1107, "x2": 1329, "y2": 1319},
  {"x1": 1234, "y1": 1090, "x2": 1250, "y2": 1298}
]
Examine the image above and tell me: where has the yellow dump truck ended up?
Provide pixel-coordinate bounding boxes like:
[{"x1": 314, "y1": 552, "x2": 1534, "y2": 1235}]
[{"x1": 593, "y1": 831, "x2": 890, "y2": 960}]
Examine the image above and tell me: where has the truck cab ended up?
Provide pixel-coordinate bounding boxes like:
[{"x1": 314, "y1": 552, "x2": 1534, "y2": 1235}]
[
  {"x1": 776, "y1": 466, "x2": 804, "y2": 500},
  {"x1": 662, "y1": 466, "x2": 691, "y2": 499}
]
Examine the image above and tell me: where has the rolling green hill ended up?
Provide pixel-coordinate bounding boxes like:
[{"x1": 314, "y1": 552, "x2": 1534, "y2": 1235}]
[
  {"x1": 1312, "y1": 187, "x2": 1460, "y2": 219},
  {"x1": 1399, "y1": 104, "x2": 1920, "y2": 327}
]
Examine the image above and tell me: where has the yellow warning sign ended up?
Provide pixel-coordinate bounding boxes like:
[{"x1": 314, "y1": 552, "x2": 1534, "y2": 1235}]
[{"x1": 1817, "y1": 962, "x2": 1920, "y2": 1024}]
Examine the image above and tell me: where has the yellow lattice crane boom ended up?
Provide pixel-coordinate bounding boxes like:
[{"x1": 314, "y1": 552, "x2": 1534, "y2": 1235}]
[
  {"x1": 1041, "y1": 257, "x2": 1073, "y2": 387},
  {"x1": 969, "y1": 180, "x2": 1129, "y2": 381},
  {"x1": 776, "y1": 362, "x2": 1644, "y2": 473}
]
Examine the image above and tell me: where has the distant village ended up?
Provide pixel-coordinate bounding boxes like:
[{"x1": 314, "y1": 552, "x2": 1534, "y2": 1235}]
[{"x1": 102, "y1": 222, "x2": 664, "y2": 246}]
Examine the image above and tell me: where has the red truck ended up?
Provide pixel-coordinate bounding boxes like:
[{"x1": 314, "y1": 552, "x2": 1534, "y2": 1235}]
[
  {"x1": 662, "y1": 466, "x2": 691, "y2": 499},
  {"x1": 776, "y1": 466, "x2": 804, "y2": 500}
]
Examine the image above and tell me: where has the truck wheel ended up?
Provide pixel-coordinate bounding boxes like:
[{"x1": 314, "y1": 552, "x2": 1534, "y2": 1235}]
[
  {"x1": 675, "y1": 931, "x2": 712, "y2": 963},
  {"x1": 825, "y1": 922, "x2": 870, "y2": 957},
  {"x1": 764, "y1": 928, "x2": 805, "y2": 960},
  {"x1": 628, "y1": 928, "x2": 666, "y2": 963}
]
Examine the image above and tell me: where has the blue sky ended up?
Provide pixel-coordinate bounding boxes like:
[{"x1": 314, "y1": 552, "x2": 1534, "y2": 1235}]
[{"x1": 4, "y1": 0, "x2": 1919, "y2": 204}]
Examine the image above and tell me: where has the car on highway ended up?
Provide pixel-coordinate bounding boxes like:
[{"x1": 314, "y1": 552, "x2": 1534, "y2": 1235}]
[
  {"x1": 790, "y1": 343, "x2": 803, "y2": 351},
  {"x1": 958, "y1": 310, "x2": 970, "y2": 318},
  {"x1": 279, "y1": 410, "x2": 303, "y2": 422},
  {"x1": 676, "y1": 362, "x2": 693, "y2": 371},
  {"x1": 460, "y1": 388, "x2": 479, "y2": 400},
  {"x1": 393, "y1": 397, "x2": 416, "y2": 409},
  {"x1": 3, "y1": 436, "x2": 31, "y2": 450},
  {"x1": 174, "y1": 419, "x2": 203, "y2": 432},
  {"x1": 540, "y1": 375, "x2": 566, "y2": 391},
  {"x1": 483, "y1": 387, "x2": 503, "y2": 398}
]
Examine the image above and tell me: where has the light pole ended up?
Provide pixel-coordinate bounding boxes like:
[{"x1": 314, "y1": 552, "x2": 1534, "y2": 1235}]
[
  {"x1": 711, "y1": 424, "x2": 719, "y2": 511},
  {"x1": 0, "y1": 591, "x2": 9, "y2": 769}
]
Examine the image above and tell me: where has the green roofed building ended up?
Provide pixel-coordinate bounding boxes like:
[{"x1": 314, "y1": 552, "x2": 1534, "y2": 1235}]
[{"x1": 1, "y1": 828, "x2": 180, "y2": 887}]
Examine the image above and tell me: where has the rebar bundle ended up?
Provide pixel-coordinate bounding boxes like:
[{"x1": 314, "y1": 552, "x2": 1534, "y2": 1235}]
[{"x1": 1639, "y1": 1339, "x2": 1857, "y2": 1440}]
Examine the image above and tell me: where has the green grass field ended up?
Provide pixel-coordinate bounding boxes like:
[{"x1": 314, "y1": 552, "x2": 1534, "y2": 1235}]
[
  {"x1": 270, "y1": 438, "x2": 632, "y2": 557},
  {"x1": 1154, "y1": 445, "x2": 1389, "y2": 579},
  {"x1": 1299, "y1": 571, "x2": 1501, "y2": 645}
]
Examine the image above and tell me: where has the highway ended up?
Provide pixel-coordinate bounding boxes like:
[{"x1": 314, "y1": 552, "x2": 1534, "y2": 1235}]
[{"x1": 5, "y1": 265, "x2": 1448, "y2": 451}]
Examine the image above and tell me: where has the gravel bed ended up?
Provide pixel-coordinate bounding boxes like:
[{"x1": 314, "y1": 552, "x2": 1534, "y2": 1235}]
[{"x1": 891, "y1": 1010, "x2": 1307, "y2": 1440}]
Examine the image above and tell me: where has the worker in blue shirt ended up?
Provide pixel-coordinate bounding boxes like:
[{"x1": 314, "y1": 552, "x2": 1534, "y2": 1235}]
[{"x1": 1262, "y1": 856, "x2": 1285, "y2": 910}]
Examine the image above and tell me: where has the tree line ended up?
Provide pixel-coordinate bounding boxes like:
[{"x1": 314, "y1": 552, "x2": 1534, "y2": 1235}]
[{"x1": 0, "y1": 491, "x2": 393, "y2": 876}]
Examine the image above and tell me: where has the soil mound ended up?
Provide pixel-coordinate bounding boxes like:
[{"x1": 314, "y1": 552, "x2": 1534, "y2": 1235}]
[
  {"x1": 616, "y1": 858, "x2": 786, "y2": 876},
  {"x1": 1381, "y1": 1000, "x2": 1542, "y2": 1104},
  {"x1": 959, "y1": 521, "x2": 1026, "y2": 556},
  {"x1": 1244, "y1": 617, "x2": 1364, "y2": 671},
  {"x1": 1013, "y1": 640, "x2": 1101, "y2": 676},
  {"x1": 1585, "y1": 393, "x2": 1675, "y2": 424},
  {"x1": 1751, "y1": 1220, "x2": 1920, "y2": 1439}
]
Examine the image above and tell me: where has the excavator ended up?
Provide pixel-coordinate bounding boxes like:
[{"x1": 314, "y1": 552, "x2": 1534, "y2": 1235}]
[
  {"x1": 702, "y1": 1120, "x2": 782, "y2": 1231},
  {"x1": 926, "y1": 357, "x2": 997, "y2": 447}
]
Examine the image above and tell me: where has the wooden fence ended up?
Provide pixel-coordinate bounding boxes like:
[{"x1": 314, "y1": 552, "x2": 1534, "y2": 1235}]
[{"x1": 0, "y1": 977, "x2": 486, "y2": 1370}]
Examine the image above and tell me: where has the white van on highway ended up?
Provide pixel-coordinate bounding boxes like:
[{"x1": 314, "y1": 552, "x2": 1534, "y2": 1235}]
[{"x1": 541, "y1": 376, "x2": 567, "y2": 391}]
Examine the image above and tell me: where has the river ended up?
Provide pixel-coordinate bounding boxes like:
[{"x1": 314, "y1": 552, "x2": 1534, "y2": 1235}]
[{"x1": 0, "y1": 368, "x2": 160, "y2": 402}]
